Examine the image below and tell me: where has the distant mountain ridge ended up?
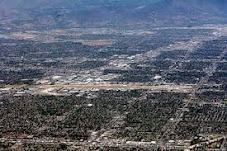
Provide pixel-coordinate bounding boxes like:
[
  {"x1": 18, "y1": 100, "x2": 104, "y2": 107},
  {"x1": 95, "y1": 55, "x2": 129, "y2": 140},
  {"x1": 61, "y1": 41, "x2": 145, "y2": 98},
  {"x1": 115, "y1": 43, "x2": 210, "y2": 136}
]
[{"x1": 1, "y1": 0, "x2": 227, "y2": 29}]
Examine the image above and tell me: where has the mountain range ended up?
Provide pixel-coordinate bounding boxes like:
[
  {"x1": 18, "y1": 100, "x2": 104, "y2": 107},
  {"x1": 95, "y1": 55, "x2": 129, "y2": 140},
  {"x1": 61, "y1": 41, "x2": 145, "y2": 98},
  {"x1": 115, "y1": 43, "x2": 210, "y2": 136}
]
[{"x1": 1, "y1": 0, "x2": 227, "y2": 29}]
